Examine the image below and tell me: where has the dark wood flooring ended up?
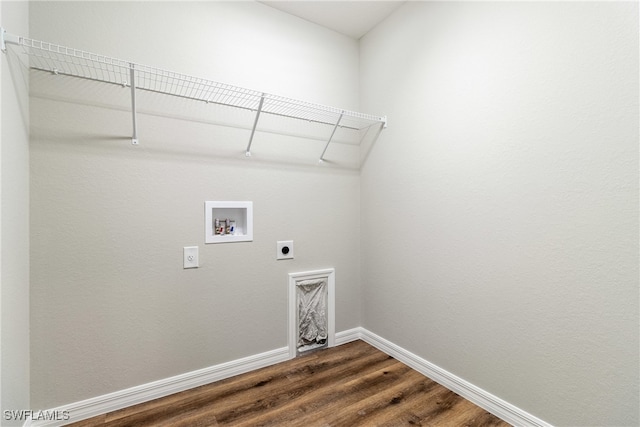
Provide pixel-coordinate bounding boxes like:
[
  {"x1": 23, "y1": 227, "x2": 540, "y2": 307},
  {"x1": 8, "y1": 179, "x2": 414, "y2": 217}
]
[{"x1": 67, "y1": 340, "x2": 510, "y2": 426}]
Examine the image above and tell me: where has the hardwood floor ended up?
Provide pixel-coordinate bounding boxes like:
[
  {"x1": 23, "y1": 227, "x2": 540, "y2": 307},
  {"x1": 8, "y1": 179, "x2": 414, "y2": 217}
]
[{"x1": 68, "y1": 340, "x2": 511, "y2": 426}]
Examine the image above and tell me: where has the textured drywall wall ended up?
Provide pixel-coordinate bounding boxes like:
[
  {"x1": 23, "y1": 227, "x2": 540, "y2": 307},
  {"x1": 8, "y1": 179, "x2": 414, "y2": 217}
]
[
  {"x1": 360, "y1": 2, "x2": 639, "y2": 426},
  {"x1": 29, "y1": 1, "x2": 362, "y2": 408},
  {"x1": 1, "y1": 0, "x2": 30, "y2": 423}
]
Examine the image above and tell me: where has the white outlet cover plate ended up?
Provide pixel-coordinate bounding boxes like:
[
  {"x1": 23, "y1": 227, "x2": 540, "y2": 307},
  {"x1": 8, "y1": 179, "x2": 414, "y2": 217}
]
[
  {"x1": 277, "y1": 240, "x2": 294, "y2": 260},
  {"x1": 183, "y1": 246, "x2": 199, "y2": 268}
]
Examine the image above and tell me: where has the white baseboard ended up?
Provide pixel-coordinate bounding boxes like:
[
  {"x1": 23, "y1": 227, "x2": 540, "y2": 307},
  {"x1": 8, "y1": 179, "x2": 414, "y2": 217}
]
[
  {"x1": 357, "y1": 328, "x2": 553, "y2": 427},
  {"x1": 335, "y1": 327, "x2": 364, "y2": 345},
  {"x1": 27, "y1": 328, "x2": 551, "y2": 427},
  {"x1": 27, "y1": 346, "x2": 290, "y2": 427}
]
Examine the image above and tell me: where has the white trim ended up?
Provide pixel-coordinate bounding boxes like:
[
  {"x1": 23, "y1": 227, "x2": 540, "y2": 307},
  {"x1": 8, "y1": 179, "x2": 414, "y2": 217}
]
[
  {"x1": 335, "y1": 327, "x2": 364, "y2": 345},
  {"x1": 288, "y1": 268, "x2": 336, "y2": 359},
  {"x1": 26, "y1": 346, "x2": 289, "y2": 427},
  {"x1": 358, "y1": 329, "x2": 553, "y2": 427}
]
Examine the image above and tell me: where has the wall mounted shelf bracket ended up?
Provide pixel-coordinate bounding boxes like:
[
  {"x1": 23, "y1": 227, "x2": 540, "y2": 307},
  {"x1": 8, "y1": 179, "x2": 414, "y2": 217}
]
[
  {"x1": 129, "y1": 64, "x2": 139, "y2": 145},
  {"x1": 0, "y1": 27, "x2": 19, "y2": 53},
  {"x1": 245, "y1": 93, "x2": 265, "y2": 157},
  {"x1": 319, "y1": 111, "x2": 344, "y2": 162}
]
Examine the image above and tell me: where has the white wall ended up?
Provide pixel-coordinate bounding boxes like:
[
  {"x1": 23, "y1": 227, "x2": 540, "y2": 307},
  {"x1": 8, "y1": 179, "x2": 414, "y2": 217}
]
[
  {"x1": 29, "y1": 1, "x2": 362, "y2": 408},
  {"x1": 1, "y1": 0, "x2": 30, "y2": 424},
  {"x1": 20, "y1": 1, "x2": 640, "y2": 424},
  {"x1": 360, "y1": 2, "x2": 639, "y2": 426}
]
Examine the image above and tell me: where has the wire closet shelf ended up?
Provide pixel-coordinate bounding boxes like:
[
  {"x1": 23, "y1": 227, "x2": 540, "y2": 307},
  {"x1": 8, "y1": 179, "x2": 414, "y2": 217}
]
[{"x1": 2, "y1": 29, "x2": 387, "y2": 160}]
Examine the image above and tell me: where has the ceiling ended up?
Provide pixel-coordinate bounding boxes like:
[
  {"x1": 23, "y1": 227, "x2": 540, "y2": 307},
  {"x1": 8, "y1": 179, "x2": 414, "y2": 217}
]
[{"x1": 260, "y1": 1, "x2": 406, "y2": 39}]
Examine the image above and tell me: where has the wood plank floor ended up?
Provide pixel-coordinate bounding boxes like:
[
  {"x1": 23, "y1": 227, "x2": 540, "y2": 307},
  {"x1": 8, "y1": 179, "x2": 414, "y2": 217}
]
[{"x1": 68, "y1": 340, "x2": 511, "y2": 426}]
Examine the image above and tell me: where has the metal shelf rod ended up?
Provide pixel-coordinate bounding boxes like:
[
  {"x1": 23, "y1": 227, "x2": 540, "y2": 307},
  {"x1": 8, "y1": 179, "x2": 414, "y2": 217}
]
[
  {"x1": 319, "y1": 111, "x2": 344, "y2": 162},
  {"x1": 130, "y1": 64, "x2": 139, "y2": 145},
  {"x1": 245, "y1": 94, "x2": 265, "y2": 157}
]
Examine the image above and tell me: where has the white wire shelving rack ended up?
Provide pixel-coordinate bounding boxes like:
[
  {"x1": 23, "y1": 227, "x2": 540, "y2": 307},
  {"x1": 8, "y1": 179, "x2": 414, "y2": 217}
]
[{"x1": 1, "y1": 28, "x2": 387, "y2": 161}]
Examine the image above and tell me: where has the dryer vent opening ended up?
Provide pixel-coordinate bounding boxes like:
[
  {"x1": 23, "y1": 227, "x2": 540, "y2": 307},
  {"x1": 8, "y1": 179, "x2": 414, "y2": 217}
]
[
  {"x1": 297, "y1": 278, "x2": 328, "y2": 354},
  {"x1": 289, "y1": 269, "x2": 335, "y2": 358}
]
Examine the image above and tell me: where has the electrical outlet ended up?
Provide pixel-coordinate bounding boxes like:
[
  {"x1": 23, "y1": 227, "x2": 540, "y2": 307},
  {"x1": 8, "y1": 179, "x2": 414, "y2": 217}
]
[
  {"x1": 183, "y1": 246, "x2": 199, "y2": 269},
  {"x1": 277, "y1": 240, "x2": 294, "y2": 260}
]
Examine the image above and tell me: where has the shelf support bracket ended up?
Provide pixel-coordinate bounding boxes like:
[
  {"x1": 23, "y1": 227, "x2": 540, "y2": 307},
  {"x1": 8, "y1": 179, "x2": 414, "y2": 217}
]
[
  {"x1": 246, "y1": 93, "x2": 265, "y2": 157},
  {"x1": 1, "y1": 28, "x2": 20, "y2": 53},
  {"x1": 129, "y1": 64, "x2": 139, "y2": 145},
  {"x1": 319, "y1": 111, "x2": 344, "y2": 162}
]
